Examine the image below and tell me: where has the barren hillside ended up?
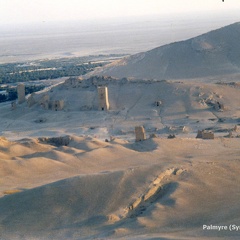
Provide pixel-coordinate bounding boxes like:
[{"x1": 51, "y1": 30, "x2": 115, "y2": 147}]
[
  {"x1": 91, "y1": 22, "x2": 240, "y2": 79},
  {"x1": 0, "y1": 76, "x2": 239, "y2": 141},
  {"x1": 1, "y1": 136, "x2": 240, "y2": 239},
  {"x1": 1, "y1": 22, "x2": 240, "y2": 239}
]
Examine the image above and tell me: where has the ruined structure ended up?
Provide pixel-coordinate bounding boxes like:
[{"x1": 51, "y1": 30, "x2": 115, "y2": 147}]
[
  {"x1": 233, "y1": 125, "x2": 240, "y2": 132},
  {"x1": 27, "y1": 93, "x2": 36, "y2": 107},
  {"x1": 38, "y1": 94, "x2": 64, "y2": 111},
  {"x1": 17, "y1": 83, "x2": 25, "y2": 104},
  {"x1": 149, "y1": 133, "x2": 158, "y2": 138},
  {"x1": 214, "y1": 101, "x2": 225, "y2": 111},
  {"x1": 38, "y1": 135, "x2": 71, "y2": 146},
  {"x1": 50, "y1": 100, "x2": 64, "y2": 111},
  {"x1": 11, "y1": 101, "x2": 16, "y2": 110},
  {"x1": 39, "y1": 94, "x2": 50, "y2": 110},
  {"x1": 64, "y1": 77, "x2": 80, "y2": 88},
  {"x1": 98, "y1": 86, "x2": 109, "y2": 111},
  {"x1": 202, "y1": 131, "x2": 214, "y2": 139},
  {"x1": 155, "y1": 100, "x2": 162, "y2": 107},
  {"x1": 196, "y1": 130, "x2": 214, "y2": 139},
  {"x1": 135, "y1": 126, "x2": 146, "y2": 142}
]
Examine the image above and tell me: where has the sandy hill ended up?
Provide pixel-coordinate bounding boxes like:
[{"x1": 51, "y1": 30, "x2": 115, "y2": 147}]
[
  {"x1": 1, "y1": 136, "x2": 240, "y2": 239},
  {"x1": 0, "y1": 61, "x2": 240, "y2": 238},
  {"x1": 91, "y1": 22, "x2": 240, "y2": 79}
]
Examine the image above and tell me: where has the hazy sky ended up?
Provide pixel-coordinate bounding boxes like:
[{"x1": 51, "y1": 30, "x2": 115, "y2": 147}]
[{"x1": 0, "y1": 0, "x2": 239, "y2": 26}]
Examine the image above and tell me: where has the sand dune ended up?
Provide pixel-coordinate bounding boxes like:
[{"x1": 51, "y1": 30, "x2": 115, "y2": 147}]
[
  {"x1": 1, "y1": 136, "x2": 240, "y2": 239},
  {"x1": 1, "y1": 22, "x2": 240, "y2": 239}
]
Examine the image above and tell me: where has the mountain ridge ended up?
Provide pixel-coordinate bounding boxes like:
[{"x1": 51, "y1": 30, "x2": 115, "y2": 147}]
[{"x1": 93, "y1": 22, "x2": 240, "y2": 79}]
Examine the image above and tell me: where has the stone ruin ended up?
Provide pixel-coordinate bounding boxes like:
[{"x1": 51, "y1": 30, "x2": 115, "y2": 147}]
[
  {"x1": 225, "y1": 125, "x2": 240, "y2": 138},
  {"x1": 168, "y1": 134, "x2": 176, "y2": 139},
  {"x1": 167, "y1": 125, "x2": 189, "y2": 134},
  {"x1": 135, "y1": 126, "x2": 146, "y2": 142},
  {"x1": 11, "y1": 101, "x2": 16, "y2": 110},
  {"x1": 17, "y1": 83, "x2": 25, "y2": 104},
  {"x1": 49, "y1": 100, "x2": 64, "y2": 111},
  {"x1": 64, "y1": 77, "x2": 80, "y2": 88},
  {"x1": 233, "y1": 125, "x2": 240, "y2": 132},
  {"x1": 149, "y1": 133, "x2": 158, "y2": 138},
  {"x1": 98, "y1": 86, "x2": 109, "y2": 111},
  {"x1": 196, "y1": 130, "x2": 214, "y2": 139},
  {"x1": 204, "y1": 97, "x2": 225, "y2": 111},
  {"x1": 38, "y1": 135, "x2": 72, "y2": 146},
  {"x1": 40, "y1": 94, "x2": 50, "y2": 110},
  {"x1": 155, "y1": 100, "x2": 162, "y2": 107},
  {"x1": 27, "y1": 93, "x2": 36, "y2": 107},
  {"x1": 39, "y1": 94, "x2": 64, "y2": 111},
  {"x1": 214, "y1": 101, "x2": 225, "y2": 111}
]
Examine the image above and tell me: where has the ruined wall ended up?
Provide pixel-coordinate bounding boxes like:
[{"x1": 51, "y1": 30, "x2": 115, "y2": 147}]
[
  {"x1": 27, "y1": 93, "x2": 36, "y2": 107},
  {"x1": 50, "y1": 100, "x2": 64, "y2": 111},
  {"x1": 202, "y1": 131, "x2": 214, "y2": 139},
  {"x1": 39, "y1": 94, "x2": 50, "y2": 110},
  {"x1": 64, "y1": 77, "x2": 80, "y2": 88},
  {"x1": 196, "y1": 130, "x2": 214, "y2": 139}
]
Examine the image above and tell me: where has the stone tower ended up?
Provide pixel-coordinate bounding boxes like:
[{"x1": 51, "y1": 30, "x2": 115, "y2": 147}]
[
  {"x1": 135, "y1": 126, "x2": 146, "y2": 142},
  {"x1": 98, "y1": 86, "x2": 109, "y2": 111},
  {"x1": 17, "y1": 83, "x2": 25, "y2": 104}
]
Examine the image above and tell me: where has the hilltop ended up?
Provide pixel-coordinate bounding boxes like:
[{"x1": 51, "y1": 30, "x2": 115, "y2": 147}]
[{"x1": 91, "y1": 22, "x2": 240, "y2": 79}]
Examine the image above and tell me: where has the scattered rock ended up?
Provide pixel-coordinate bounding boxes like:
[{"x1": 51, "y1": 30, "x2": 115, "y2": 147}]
[
  {"x1": 196, "y1": 130, "x2": 214, "y2": 139},
  {"x1": 11, "y1": 101, "x2": 16, "y2": 110},
  {"x1": 38, "y1": 135, "x2": 72, "y2": 146},
  {"x1": 149, "y1": 133, "x2": 158, "y2": 138},
  {"x1": 135, "y1": 126, "x2": 146, "y2": 142},
  {"x1": 34, "y1": 118, "x2": 47, "y2": 123},
  {"x1": 233, "y1": 125, "x2": 240, "y2": 132},
  {"x1": 110, "y1": 136, "x2": 115, "y2": 141},
  {"x1": 155, "y1": 100, "x2": 162, "y2": 107}
]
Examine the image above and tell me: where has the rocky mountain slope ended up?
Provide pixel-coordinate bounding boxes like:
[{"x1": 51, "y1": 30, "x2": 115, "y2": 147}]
[{"x1": 93, "y1": 22, "x2": 240, "y2": 79}]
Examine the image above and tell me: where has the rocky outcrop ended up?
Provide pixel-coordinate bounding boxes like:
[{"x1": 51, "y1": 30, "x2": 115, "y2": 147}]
[{"x1": 38, "y1": 135, "x2": 72, "y2": 146}]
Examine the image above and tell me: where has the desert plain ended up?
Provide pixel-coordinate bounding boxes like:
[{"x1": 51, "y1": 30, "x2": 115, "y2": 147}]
[{"x1": 1, "y1": 22, "x2": 240, "y2": 240}]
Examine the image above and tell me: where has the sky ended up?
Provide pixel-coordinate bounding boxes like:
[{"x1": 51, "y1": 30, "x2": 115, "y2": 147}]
[{"x1": 0, "y1": 0, "x2": 240, "y2": 26}]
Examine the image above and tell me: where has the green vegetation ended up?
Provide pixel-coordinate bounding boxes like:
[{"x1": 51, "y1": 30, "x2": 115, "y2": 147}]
[
  {"x1": 0, "y1": 54, "x2": 125, "y2": 103},
  {"x1": 0, "y1": 54, "x2": 127, "y2": 83},
  {"x1": 0, "y1": 57, "x2": 106, "y2": 83},
  {"x1": 0, "y1": 85, "x2": 45, "y2": 102}
]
